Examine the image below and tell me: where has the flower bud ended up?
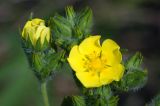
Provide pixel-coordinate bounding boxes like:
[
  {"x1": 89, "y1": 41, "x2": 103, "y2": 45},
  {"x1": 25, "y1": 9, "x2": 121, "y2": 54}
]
[{"x1": 22, "y1": 18, "x2": 50, "y2": 49}]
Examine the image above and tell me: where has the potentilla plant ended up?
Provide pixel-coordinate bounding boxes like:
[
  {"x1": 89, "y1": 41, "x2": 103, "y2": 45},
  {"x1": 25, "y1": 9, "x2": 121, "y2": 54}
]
[
  {"x1": 20, "y1": 6, "x2": 148, "y2": 106},
  {"x1": 21, "y1": 18, "x2": 63, "y2": 106}
]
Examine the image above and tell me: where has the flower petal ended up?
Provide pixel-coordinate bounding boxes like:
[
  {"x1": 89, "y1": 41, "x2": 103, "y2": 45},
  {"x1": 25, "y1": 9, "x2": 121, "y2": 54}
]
[
  {"x1": 67, "y1": 45, "x2": 87, "y2": 73},
  {"x1": 112, "y1": 64, "x2": 125, "y2": 81},
  {"x1": 28, "y1": 27, "x2": 36, "y2": 46},
  {"x1": 31, "y1": 18, "x2": 45, "y2": 26},
  {"x1": 100, "y1": 64, "x2": 124, "y2": 85},
  {"x1": 22, "y1": 21, "x2": 32, "y2": 38},
  {"x1": 46, "y1": 28, "x2": 50, "y2": 42},
  {"x1": 100, "y1": 68, "x2": 114, "y2": 85},
  {"x1": 101, "y1": 39, "x2": 122, "y2": 65},
  {"x1": 79, "y1": 36, "x2": 101, "y2": 56},
  {"x1": 35, "y1": 26, "x2": 46, "y2": 44},
  {"x1": 40, "y1": 27, "x2": 50, "y2": 45},
  {"x1": 76, "y1": 72, "x2": 101, "y2": 88}
]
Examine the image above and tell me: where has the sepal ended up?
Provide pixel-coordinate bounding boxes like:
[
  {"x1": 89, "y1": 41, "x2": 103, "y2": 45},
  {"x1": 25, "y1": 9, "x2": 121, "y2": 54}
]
[
  {"x1": 61, "y1": 96, "x2": 86, "y2": 106},
  {"x1": 49, "y1": 6, "x2": 93, "y2": 51},
  {"x1": 24, "y1": 47, "x2": 63, "y2": 82}
]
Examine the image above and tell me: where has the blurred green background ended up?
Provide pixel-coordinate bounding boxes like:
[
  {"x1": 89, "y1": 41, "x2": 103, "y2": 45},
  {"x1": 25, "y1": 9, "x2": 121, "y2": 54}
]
[{"x1": 0, "y1": 0, "x2": 160, "y2": 106}]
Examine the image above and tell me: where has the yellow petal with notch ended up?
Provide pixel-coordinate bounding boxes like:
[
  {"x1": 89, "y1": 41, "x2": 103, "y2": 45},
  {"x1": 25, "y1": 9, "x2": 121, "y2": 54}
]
[
  {"x1": 68, "y1": 45, "x2": 87, "y2": 73},
  {"x1": 102, "y1": 39, "x2": 122, "y2": 65},
  {"x1": 79, "y1": 35, "x2": 101, "y2": 56}
]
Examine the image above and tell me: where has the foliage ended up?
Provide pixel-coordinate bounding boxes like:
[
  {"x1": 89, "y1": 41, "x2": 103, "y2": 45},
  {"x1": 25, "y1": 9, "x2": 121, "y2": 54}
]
[
  {"x1": 49, "y1": 6, "x2": 93, "y2": 51},
  {"x1": 147, "y1": 94, "x2": 160, "y2": 106},
  {"x1": 112, "y1": 52, "x2": 147, "y2": 92}
]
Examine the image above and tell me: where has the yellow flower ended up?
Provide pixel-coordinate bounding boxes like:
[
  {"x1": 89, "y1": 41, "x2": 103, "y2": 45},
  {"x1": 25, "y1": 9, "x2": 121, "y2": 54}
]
[
  {"x1": 22, "y1": 18, "x2": 50, "y2": 47},
  {"x1": 67, "y1": 35, "x2": 124, "y2": 88}
]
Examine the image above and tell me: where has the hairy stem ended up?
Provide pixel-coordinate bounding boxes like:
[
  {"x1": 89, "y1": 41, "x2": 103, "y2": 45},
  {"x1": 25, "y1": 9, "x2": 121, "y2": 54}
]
[{"x1": 41, "y1": 82, "x2": 50, "y2": 106}]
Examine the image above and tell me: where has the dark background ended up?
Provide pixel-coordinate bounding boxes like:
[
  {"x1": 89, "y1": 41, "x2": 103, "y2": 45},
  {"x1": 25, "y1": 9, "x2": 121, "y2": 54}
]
[{"x1": 0, "y1": 0, "x2": 160, "y2": 106}]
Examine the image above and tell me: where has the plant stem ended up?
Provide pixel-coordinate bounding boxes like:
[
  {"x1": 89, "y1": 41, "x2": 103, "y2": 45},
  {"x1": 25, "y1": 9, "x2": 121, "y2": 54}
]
[{"x1": 41, "y1": 82, "x2": 50, "y2": 106}]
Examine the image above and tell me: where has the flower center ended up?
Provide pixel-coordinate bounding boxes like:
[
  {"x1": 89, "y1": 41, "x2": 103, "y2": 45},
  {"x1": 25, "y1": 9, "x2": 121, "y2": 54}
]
[
  {"x1": 85, "y1": 54, "x2": 107, "y2": 74},
  {"x1": 90, "y1": 58, "x2": 103, "y2": 70}
]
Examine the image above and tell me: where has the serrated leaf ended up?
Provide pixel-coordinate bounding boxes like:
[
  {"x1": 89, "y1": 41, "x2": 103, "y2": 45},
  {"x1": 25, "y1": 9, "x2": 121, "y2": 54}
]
[
  {"x1": 76, "y1": 7, "x2": 93, "y2": 35},
  {"x1": 49, "y1": 6, "x2": 93, "y2": 51},
  {"x1": 51, "y1": 16, "x2": 72, "y2": 37},
  {"x1": 94, "y1": 86, "x2": 112, "y2": 99},
  {"x1": 112, "y1": 52, "x2": 148, "y2": 92},
  {"x1": 84, "y1": 86, "x2": 117, "y2": 106},
  {"x1": 55, "y1": 14, "x2": 72, "y2": 28},
  {"x1": 147, "y1": 94, "x2": 160, "y2": 106},
  {"x1": 65, "y1": 6, "x2": 76, "y2": 27},
  {"x1": 107, "y1": 96, "x2": 119, "y2": 106},
  {"x1": 125, "y1": 52, "x2": 143, "y2": 71},
  {"x1": 125, "y1": 70, "x2": 147, "y2": 91},
  {"x1": 72, "y1": 26, "x2": 83, "y2": 39},
  {"x1": 119, "y1": 70, "x2": 147, "y2": 91},
  {"x1": 61, "y1": 96, "x2": 86, "y2": 106}
]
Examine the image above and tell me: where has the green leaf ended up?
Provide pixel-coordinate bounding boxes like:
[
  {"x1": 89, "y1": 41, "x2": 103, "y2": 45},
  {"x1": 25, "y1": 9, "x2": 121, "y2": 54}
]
[
  {"x1": 94, "y1": 86, "x2": 112, "y2": 99},
  {"x1": 115, "y1": 69, "x2": 147, "y2": 91},
  {"x1": 51, "y1": 15, "x2": 72, "y2": 37},
  {"x1": 65, "y1": 6, "x2": 76, "y2": 27},
  {"x1": 76, "y1": 7, "x2": 93, "y2": 35},
  {"x1": 49, "y1": 6, "x2": 93, "y2": 51},
  {"x1": 61, "y1": 96, "x2": 86, "y2": 106},
  {"x1": 84, "y1": 86, "x2": 118, "y2": 106},
  {"x1": 125, "y1": 52, "x2": 143, "y2": 71},
  {"x1": 107, "y1": 96, "x2": 119, "y2": 106},
  {"x1": 45, "y1": 50, "x2": 63, "y2": 70},
  {"x1": 124, "y1": 70, "x2": 147, "y2": 91},
  {"x1": 147, "y1": 94, "x2": 160, "y2": 106},
  {"x1": 113, "y1": 52, "x2": 148, "y2": 92}
]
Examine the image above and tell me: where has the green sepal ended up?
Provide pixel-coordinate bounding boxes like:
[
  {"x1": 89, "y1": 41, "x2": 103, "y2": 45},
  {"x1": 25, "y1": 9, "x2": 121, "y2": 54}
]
[
  {"x1": 83, "y1": 86, "x2": 112, "y2": 98},
  {"x1": 83, "y1": 86, "x2": 119, "y2": 106},
  {"x1": 21, "y1": 35, "x2": 34, "y2": 50},
  {"x1": 22, "y1": 35, "x2": 50, "y2": 52},
  {"x1": 34, "y1": 38, "x2": 42, "y2": 51},
  {"x1": 23, "y1": 47, "x2": 63, "y2": 82},
  {"x1": 93, "y1": 96, "x2": 119, "y2": 106},
  {"x1": 32, "y1": 53, "x2": 44, "y2": 72},
  {"x1": 61, "y1": 96, "x2": 86, "y2": 106},
  {"x1": 38, "y1": 50, "x2": 63, "y2": 81}
]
